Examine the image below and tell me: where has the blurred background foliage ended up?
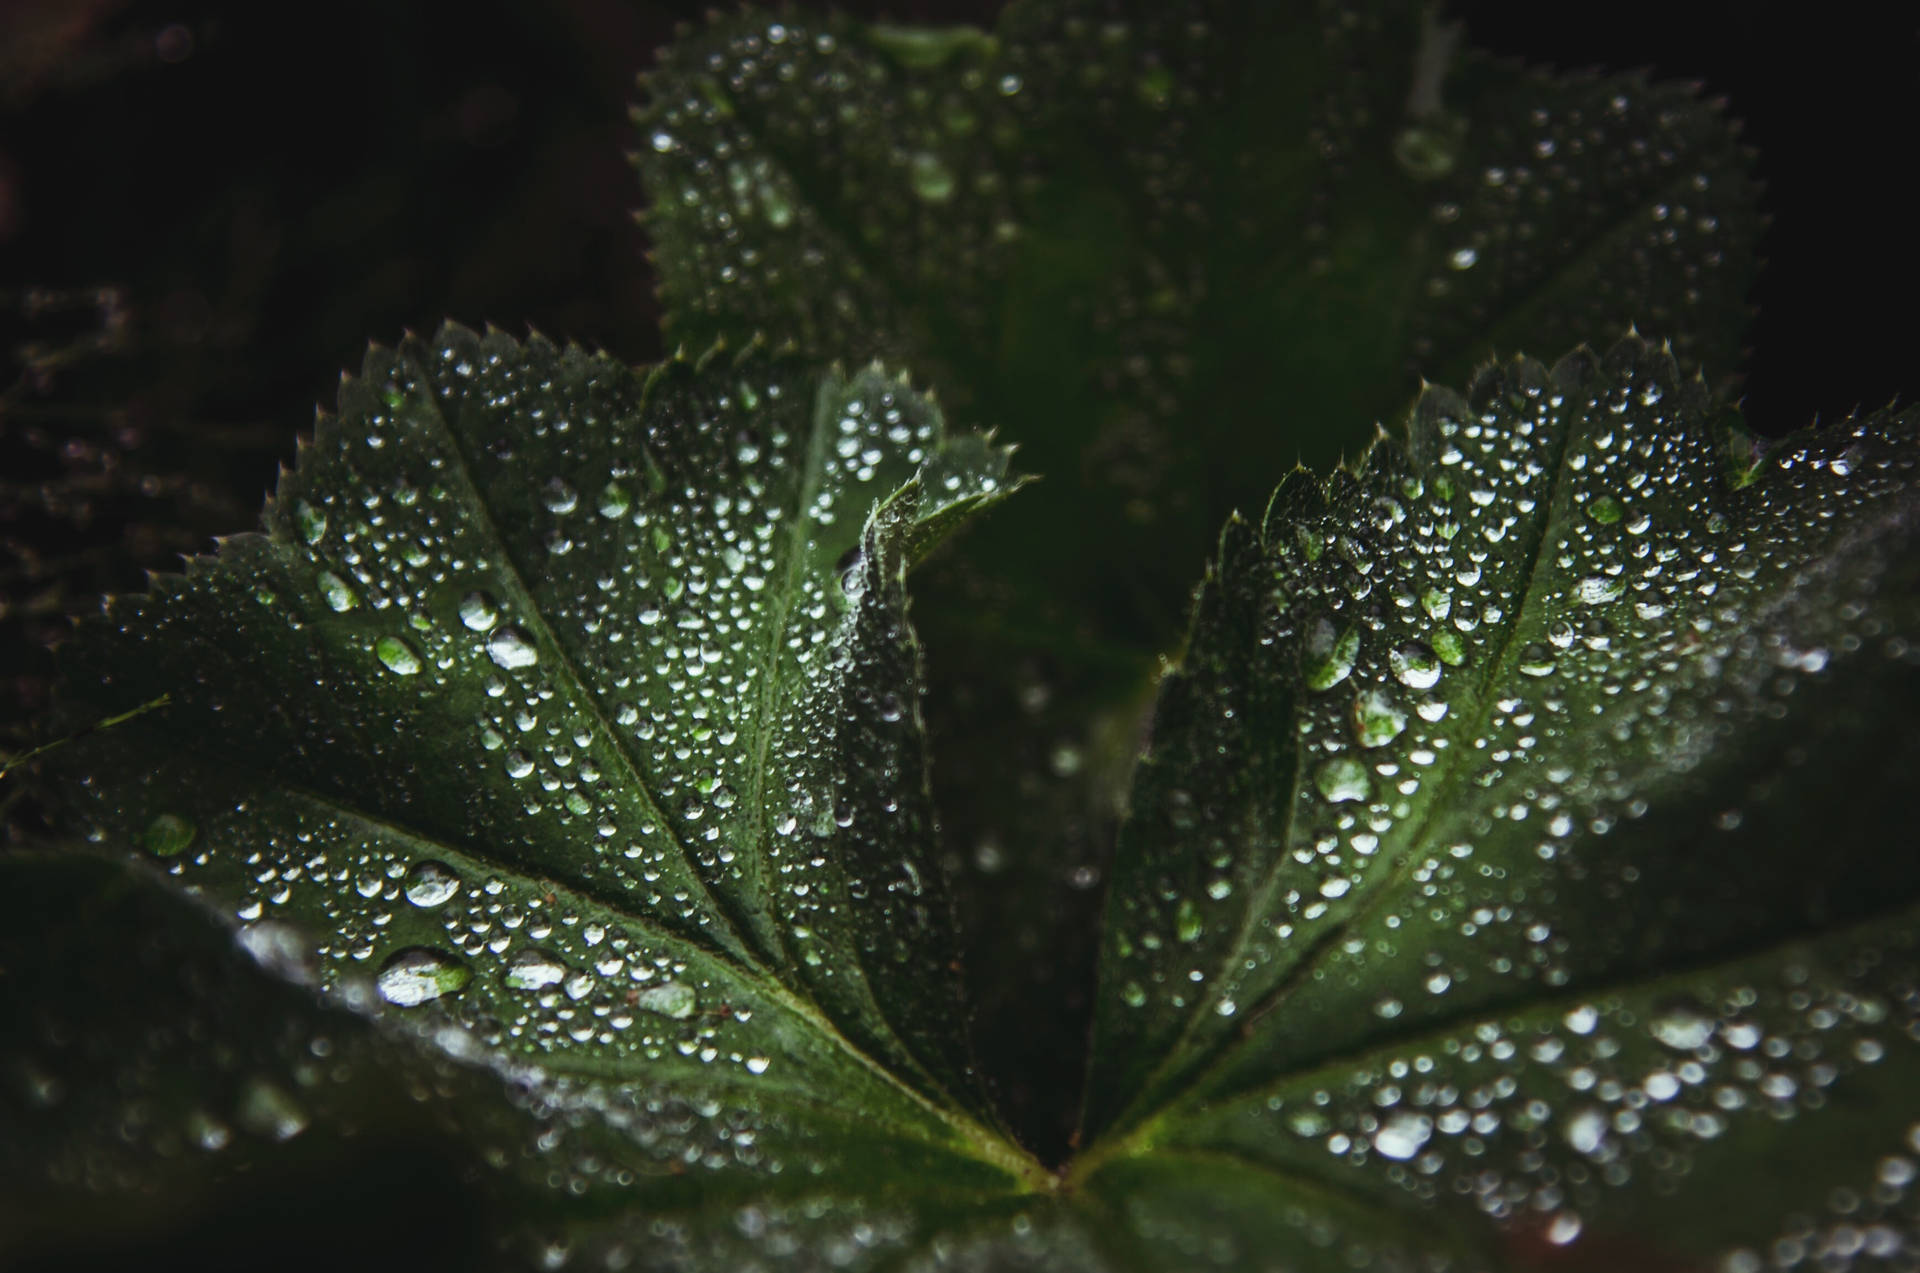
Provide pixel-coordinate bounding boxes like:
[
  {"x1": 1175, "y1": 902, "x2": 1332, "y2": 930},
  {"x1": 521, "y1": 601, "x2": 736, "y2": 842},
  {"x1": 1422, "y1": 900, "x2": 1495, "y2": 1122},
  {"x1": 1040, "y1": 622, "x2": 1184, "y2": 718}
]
[{"x1": 3, "y1": 0, "x2": 1917, "y2": 753}]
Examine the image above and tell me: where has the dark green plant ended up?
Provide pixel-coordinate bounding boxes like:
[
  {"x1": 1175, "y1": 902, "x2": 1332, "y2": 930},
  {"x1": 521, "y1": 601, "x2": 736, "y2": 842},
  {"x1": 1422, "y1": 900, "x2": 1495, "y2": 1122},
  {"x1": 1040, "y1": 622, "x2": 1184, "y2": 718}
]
[{"x1": 7, "y1": 3, "x2": 1918, "y2": 1270}]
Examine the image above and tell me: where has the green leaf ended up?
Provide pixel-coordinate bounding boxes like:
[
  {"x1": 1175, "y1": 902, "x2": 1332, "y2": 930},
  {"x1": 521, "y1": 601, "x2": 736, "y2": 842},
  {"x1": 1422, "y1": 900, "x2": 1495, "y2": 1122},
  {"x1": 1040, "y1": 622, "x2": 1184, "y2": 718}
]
[
  {"x1": 0, "y1": 852, "x2": 509, "y2": 1266},
  {"x1": 635, "y1": 0, "x2": 1760, "y2": 628},
  {"x1": 1076, "y1": 336, "x2": 1920, "y2": 1265},
  {"x1": 35, "y1": 324, "x2": 1054, "y2": 1258},
  {"x1": 633, "y1": 3, "x2": 1765, "y2": 1136},
  {"x1": 24, "y1": 325, "x2": 1920, "y2": 1267}
]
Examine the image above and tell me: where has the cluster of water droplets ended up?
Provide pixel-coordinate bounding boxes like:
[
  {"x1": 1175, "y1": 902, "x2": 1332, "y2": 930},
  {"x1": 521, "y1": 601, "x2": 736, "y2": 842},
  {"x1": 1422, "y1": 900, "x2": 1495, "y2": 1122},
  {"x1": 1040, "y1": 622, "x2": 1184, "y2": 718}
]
[
  {"x1": 1170, "y1": 912, "x2": 1920, "y2": 1272},
  {"x1": 56, "y1": 325, "x2": 1020, "y2": 1205},
  {"x1": 1094, "y1": 338, "x2": 1920, "y2": 1224}
]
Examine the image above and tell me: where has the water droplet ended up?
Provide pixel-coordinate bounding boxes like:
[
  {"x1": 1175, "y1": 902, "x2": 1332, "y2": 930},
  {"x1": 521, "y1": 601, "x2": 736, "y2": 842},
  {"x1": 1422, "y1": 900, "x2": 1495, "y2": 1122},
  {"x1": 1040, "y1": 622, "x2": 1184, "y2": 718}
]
[
  {"x1": 487, "y1": 626, "x2": 539, "y2": 670},
  {"x1": 1352, "y1": 688, "x2": 1407, "y2": 748},
  {"x1": 404, "y1": 861, "x2": 461, "y2": 908},
  {"x1": 459, "y1": 591, "x2": 500, "y2": 632},
  {"x1": 1448, "y1": 246, "x2": 1478, "y2": 270},
  {"x1": 1517, "y1": 643, "x2": 1557, "y2": 677},
  {"x1": 1651, "y1": 1000, "x2": 1715, "y2": 1050},
  {"x1": 143, "y1": 812, "x2": 196, "y2": 857},
  {"x1": 1565, "y1": 1106, "x2": 1608, "y2": 1156},
  {"x1": 1175, "y1": 898, "x2": 1203, "y2": 944},
  {"x1": 318, "y1": 571, "x2": 358, "y2": 612},
  {"x1": 235, "y1": 1079, "x2": 308, "y2": 1141},
  {"x1": 292, "y1": 500, "x2": 327, "y2": 545},
  {"x1": 1589, "y1": 495, "x2": 1623, "y2": 525},
  {"x1": 759, "y1": 184, "x2": 794, "y2": 228},
  {"x1": 1315, "y1": 756, "x2": 1372, "y2": 803},
  {"x1": 1393, "y1": 115, "x2": 1465, "y2": 179},
  {"x1": 1390, "y1": 640, "x2": 1442, "y2": 689},
  {"x1": 908, "y1": 151, "x2": 956, "y2": 203},
  {"x1": 1372, "y1": 1111, "x2": 1433, "y2": 1160},
  {"x1": 1305, "y1": 620, "x2": 1361, "y2": 690},
  {"x1": 505, "y1": 948, "x2": 568, "y2": 991},
  {"x1": 634, "y1": 981, "x2": 696, "y2": 1019},
  {"x1": 598, "y1": 482, "x2": 631, "y2": 518},
  {"x1": 1136, "y1": 67, "x2": 1174, "y2": 109},
  {"x1": 543, "y1": 478, "x2": 578, "y2": 514},
  {"x1": 377, "y1": 948, "x2": 471, "y2": 1006},
  {"x1": 1574, "y1": 575, "x2": 1623, "y2": 606},
  {"x1": 376, "y1": 636, "x2": 422, "y2": 676}
]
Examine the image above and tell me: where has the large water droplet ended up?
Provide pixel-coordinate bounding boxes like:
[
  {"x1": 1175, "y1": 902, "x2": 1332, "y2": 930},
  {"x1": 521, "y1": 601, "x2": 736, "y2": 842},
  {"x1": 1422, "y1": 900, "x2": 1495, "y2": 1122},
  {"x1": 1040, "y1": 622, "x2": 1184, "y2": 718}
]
[
  {"x1": 292, "y1": 500, "x2": 327, "y2": 545},
  {"x1": 1305, "y1": 620, "x2": 1361, "y2": 691},
  {"x1": 377, "y1": 948, "x2": 471, "y2": 1006},
  {"x1": 404, "y1": 861, "x2": 461, "y2": 908},
  {"x1": 1352, "y1": 688, "x2": 1407, "y2": 748},
  {"x1": 505, "y1": 948, "x2": 568, "y2": 991},
  {"x1": 1650, "y1": 999, "x2": 1715, "y2": 1051},
  {"x1": 143, "y1": 812, "x2": 196, "y2": 857},
  {"x1": 318, "y1": 571, "x2": 358, "y2": 613},
  {"x1": 375, "y1": 636, "x2": 423, "y2": 676},
  {"x1": 1390, "y1": 640, "x2": 1442, "y2": 689},
  {"x1": 908, "y1": 151, "x2": 956, "y2": 203},
  {"x1": 487, "y1": 626, "x2": 539, "y2": 670},
  {"x1": 236, "y1": 1079, "x2": 308, "y2": 1141},
  {"x1": 459, "y1": 591, "x2": 500, "y2": 632},
  {"x1": 634, "y1": 980, "x2": 696, "y2": 1019},
  {"x1": 1315, "y1": 756, "x2": 1373, "y2": 803},
  {"x1": 1372, "y1": 1111, "x2": 1433, "y2": 1160}
]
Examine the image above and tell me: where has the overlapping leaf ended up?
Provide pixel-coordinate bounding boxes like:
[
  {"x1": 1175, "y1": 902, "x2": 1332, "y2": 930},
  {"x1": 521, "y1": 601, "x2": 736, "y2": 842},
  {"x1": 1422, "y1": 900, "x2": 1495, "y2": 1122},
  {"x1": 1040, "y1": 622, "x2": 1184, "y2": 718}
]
[
  {"x1": 27, "y1": 325, "x2": 1051, "y2": 1262},
  {"x1": 634, "y1": 2, "x2": 1765, "y2": 1135},
  {"x1": 1078, "y1": 337, "x2": 1920, "y2": 1267}
]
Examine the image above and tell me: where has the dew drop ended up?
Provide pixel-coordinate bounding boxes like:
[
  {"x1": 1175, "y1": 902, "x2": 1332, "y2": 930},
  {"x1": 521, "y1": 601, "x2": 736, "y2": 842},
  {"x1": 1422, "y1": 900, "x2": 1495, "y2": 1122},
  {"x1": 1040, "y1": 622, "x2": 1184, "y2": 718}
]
[
  {"x1": 1575, "y1": 575, "x2": 1623, "y2": 606},
  {"x1": 1305, "y1": 620, "x2": 1361, "y2": 691},
  {"x1": 505, "y1": 948, "x2": 568, "y2": 991},
  {"x1": 143, "y1": 812, "x2": 196, "y2": 857},
  {"x1": 1517, "y1": 643, "x2": 1557, "y2": 677},
  {"x1": 1352, "y1": 688, "x2": 1408, "y2": 748},
  {"x1": 908, "y1": 152, "x2": 956, "y2": 203},
  {"x1": 1390, "y1": 640, "x2": 1442, "y2": 689},
  {"x1": 236, "y1": 1079, "x2": 308, "y2": 1142},
  {"x1": 377, "y1": 948, "x2": 472, "y2": 1006},
  {"x1": 1372, "y1": 1111, "x2": 1432, "y2": 1160},
  {"x1": 543, "y1": 478, "x2": 578, "y2": 514},
  {"x1": 1651, "y1": 1000, "x2": 1715, "y2": 1050},
  {"x1": 317, "y1": 571, "x2": 358, "y2": 612},
  {"x1": 375, "y1": 636, "x2": 422, "y2": 676},
  {"x1": 634, "y1": 980, "x2": 696, "y2": 1020},
  {"x1": 1176, "y1": 898, "x2": 1203, "y2": 944},
  {"x1": 1315, "y1": 756, "x2": 1373, "y2": 803},
  {"x1": 292, "y1": 500, "x2": 327, "y2": 545},
  {"x1": 598, "y1": 482, "x2": 631, "y2": 519},
  {"x1": 487, "y1": 626, "x2": 539, "y2": 670},
  {"x1": 459, "y1": 591, "x2": 500, "y2": 632},
  {"x1": 404, "y1": 861, "x2": 461, "y2": 908}
]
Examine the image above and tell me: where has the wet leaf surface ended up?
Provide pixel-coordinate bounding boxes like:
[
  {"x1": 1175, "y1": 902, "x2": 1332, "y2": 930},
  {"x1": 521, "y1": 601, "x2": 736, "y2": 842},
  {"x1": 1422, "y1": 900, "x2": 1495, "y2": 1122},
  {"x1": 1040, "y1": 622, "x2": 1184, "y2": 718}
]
[
  {"x1": 22, "y1": 331, "x2": 1920, "y2": 1270},
  {"x1": 632, "y1": 1, "x2": 1765, "y2": 1140}
]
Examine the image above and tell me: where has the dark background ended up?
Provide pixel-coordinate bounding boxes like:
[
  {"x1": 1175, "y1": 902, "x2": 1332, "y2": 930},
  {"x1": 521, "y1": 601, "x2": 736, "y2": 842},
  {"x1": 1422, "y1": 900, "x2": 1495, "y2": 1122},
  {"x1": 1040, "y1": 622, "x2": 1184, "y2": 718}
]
[
  {"x1": 2, "y1": 0, "x2": 1916, "y2": 734},
  {"x1": 1, "y1": 0, "x2": 1915, "y2": 1265}
]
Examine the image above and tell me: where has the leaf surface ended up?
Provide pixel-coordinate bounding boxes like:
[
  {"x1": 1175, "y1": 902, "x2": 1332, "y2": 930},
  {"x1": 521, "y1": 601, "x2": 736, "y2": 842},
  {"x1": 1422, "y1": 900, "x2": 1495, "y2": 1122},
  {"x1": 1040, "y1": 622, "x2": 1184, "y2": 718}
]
[
  {"x1": 634, "y1": 2, "x2": 1765, "y2": 1137},
  {"x1": 36, "y1": 325, "x2": 1052, "y2": 1260},
  {"x1": 1079, "y1": 336, "x2": 1920, "y2": 1266}
]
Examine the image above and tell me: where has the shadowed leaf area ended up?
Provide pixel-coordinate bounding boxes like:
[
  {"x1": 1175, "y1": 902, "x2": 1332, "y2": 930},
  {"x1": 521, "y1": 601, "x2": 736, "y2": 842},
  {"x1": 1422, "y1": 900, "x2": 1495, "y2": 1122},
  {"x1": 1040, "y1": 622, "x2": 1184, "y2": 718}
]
[{"x1": 632, "y1": 0, "x2": 1764, "y2": 1134}]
